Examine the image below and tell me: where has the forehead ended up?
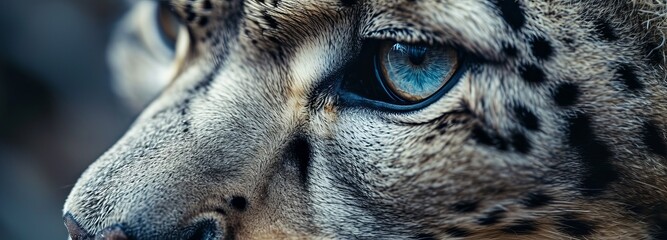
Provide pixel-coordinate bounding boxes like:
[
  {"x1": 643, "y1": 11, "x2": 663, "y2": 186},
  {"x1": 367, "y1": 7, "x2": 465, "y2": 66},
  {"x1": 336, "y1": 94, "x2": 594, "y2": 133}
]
[{"x1": 167, "y1": 0, "x2": 522, "y2": 63}]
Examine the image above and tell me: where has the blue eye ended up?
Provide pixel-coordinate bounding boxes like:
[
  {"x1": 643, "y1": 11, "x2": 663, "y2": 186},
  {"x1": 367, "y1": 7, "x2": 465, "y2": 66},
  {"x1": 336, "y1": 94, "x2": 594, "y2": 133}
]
[
  {"x1": 375, "y1": 43, "x2": 459, "y2": 102},
  {"x1": 339, "y1": 41, "x2": 464, "y2": 111}
]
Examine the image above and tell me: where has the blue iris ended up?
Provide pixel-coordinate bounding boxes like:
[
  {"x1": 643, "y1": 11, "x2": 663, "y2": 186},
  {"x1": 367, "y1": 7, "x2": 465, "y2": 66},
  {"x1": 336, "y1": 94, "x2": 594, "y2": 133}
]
[{"x1": 377, "y1": 43, "x2": 458, "y2": 102}]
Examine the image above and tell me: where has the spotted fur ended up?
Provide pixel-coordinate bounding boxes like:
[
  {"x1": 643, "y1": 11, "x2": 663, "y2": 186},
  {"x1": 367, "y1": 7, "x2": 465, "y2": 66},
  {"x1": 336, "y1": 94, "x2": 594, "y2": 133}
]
[{"x1": 65, "y1": 0, "x2": 667, "y2": 239}]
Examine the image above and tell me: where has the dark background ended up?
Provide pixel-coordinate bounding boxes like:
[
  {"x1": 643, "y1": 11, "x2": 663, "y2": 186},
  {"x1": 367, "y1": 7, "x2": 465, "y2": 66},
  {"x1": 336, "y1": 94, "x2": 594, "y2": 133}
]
[{"x1": 0, "y1": 0, "x2": 135, "y2": 238}]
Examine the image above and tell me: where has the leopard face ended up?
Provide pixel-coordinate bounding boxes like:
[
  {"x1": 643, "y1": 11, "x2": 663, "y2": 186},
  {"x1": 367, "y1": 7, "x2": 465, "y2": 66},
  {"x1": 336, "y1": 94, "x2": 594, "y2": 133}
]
[{"x1": 64, "y1": 0, "x2": 667, "y2": 239}]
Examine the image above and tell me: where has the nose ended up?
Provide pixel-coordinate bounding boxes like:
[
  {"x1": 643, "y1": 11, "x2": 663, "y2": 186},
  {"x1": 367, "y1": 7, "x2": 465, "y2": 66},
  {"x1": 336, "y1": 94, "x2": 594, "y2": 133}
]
[
  {"x1": 64, "y1": 213, "x2": 224, "y2": 240},
  {"x1": 64, "y1": 213, "x2": 92, "y2": 240}
]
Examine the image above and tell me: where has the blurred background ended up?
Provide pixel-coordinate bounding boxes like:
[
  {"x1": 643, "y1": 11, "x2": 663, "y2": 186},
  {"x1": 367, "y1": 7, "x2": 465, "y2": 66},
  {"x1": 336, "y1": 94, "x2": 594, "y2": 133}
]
[{"x1": 0, "y1": 0, "x2": 135, "y2": 238}]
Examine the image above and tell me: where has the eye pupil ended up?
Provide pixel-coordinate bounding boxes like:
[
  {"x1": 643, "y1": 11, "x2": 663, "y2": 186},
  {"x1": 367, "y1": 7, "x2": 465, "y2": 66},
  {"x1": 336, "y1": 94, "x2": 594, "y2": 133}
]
[{"x1": 406, "y1": 46, "x2": 428, "y2": 66}]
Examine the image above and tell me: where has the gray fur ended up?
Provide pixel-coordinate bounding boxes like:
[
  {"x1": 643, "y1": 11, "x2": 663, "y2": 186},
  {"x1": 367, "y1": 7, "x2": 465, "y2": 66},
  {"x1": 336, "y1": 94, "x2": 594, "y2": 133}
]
[{"x1": 65, "y1": 0, "x2": 667, "y2": 239}]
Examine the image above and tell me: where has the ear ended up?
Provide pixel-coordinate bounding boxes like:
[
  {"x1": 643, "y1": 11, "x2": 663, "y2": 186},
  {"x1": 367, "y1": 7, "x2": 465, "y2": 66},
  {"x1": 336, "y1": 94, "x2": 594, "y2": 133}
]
[{"x1": 107, "y1": 1, "x2": 181, "y2": 111}]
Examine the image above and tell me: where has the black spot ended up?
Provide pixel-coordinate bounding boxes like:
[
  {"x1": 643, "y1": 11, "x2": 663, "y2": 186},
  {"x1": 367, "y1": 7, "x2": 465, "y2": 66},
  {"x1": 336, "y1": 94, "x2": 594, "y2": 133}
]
[
  {"x1": 191, "y1": 62, "x2": 222, "y2": 94},
  {"x1": 567, "y1": 115, "x2": 617, "y2": 196},
  {"x1": 519, "y1": 64, "x2": 547, "y2": 84},
  {"x1": 477, "y1": 208, "x2": 506, "y2": 226},
  {"x1": 514, "y1": 105, "x2": 540, "y2": 131},
  {"x1": 450, "y1": 200, "x2": 479, "y2": 213},
  {"x1": 414, "y1": 233, "x2": 437, "y2": 240},
  {"x1": 593, "y1": 18, "x2": 618, "y2": 41},
  {"x1": 262, "y1": 12, "x2": 279, "y2": 29},
  {"x1": 284, "y1": 136, "x2": 312, "y2": 185},
  {"x1": 520, "y1": 191, "x2": 553, "y2": 208},
  {"x1": 530, "y1": 36, "x2": 554, "y2": 60},
  {"x1": 556, "y1": 213, "x2": 596, "y2": 237},
  {"x1": 492, "y1": 0, "x2": 526, "y2": 31},
  {"x1": 445, "y1": 227, "x2": 471, "y2": 237},
  {"x1": 472, "y1": 125, "x2": 495, "y2": 146},
  {"x1": 616, "y1": 64, "x2": 643, "y2": 91},
  {"x1": 198, "y1": 16, "x2": 209, "y2": 27},
  {"x1": 511, "y1": 131, "x2": 531, "y2": 154},
  {"x1": 578, "y1": 141, "x2": 617, "y2": 196},
  {"x1": 185, "y1": 4, "x2": 197, "y2": 22},
  {"x1": 472, "y1": 125, "x2": 508, "y2": 151},
  {"x1": 502, "y1": 43, "x2": 518, "y2": 57},
  {"x1": 643, "y1": 121, "x2": 667, "y2": 157},
  {"x1": 339, "y1": 0, "x2": 357, "y2": 6},
  {"x1": 202, "y1": 0, "x2": 213, "y2": 10},
  {"x1": 553, "y1": 82, "x2": 580, "y2": 107},
  {"x1": 179, "y1": 100, "x2": 191, "y2": 133},
  {"x1": 567, "y1": 115, "x2": 596, "y2": 152},
  {"x1": 230, "y1": 196, "x2": 247, "y2": 211},
  {"x1": 502, "y1": 219, "x2": 538, "y2": 235}
]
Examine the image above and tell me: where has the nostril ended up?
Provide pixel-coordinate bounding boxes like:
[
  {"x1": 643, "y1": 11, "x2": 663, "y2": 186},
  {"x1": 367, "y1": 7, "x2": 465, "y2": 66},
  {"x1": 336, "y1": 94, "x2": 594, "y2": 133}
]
[
  {"x1": 98, "y1": 225, "x2": 128, "y2": 240},
  {"x1": 64, "y1": 213, "x2": 129, "y2": 240},
  {"x1": 183, "y1": 220, "x2": 221, "y2": 240},
  {"x1": 64, "y1": 213, "x2": 91, "y2": 240}
]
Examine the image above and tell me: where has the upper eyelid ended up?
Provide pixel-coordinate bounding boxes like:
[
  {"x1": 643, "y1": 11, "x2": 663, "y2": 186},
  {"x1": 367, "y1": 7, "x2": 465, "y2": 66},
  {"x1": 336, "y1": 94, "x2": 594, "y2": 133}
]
[
  {"x1": 363, "y1": 27, "x2": 442, "y2": 45},
  {"x1": 360, "y1": 3, "x2": 512, "y2": 63},
  {"x1": 362, "y1": 27, "x2": 487, "y2": 57},
  {"x1": 361, "y1": 37, "x2": 487, "y2": 66},
  {"x1": 365, "y1": 30, "x2": 505, "y2": 65}
]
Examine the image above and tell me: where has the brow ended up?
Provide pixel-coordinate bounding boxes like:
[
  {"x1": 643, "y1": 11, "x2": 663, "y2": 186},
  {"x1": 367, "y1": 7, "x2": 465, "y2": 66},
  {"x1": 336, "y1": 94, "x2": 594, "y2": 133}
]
[{"x1": 360, "y1": 0, "x2": 513, "y2": 62}]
